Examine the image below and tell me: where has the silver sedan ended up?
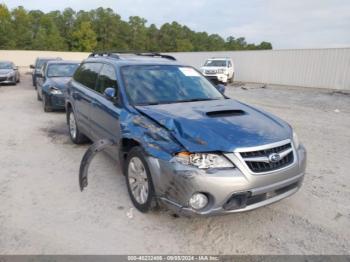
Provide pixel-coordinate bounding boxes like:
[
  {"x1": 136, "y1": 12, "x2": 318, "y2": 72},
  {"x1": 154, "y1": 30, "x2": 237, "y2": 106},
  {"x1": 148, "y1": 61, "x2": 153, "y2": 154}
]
[{"x1": 0, "y1": 61, "x2": 20, "y2": 85}]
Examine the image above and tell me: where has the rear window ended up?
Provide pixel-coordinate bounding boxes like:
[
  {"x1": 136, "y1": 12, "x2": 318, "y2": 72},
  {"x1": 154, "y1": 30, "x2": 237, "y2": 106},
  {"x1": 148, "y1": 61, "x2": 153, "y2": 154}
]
[{"x1": 74, "y1": 63, "x2": 102, "y2": 89}]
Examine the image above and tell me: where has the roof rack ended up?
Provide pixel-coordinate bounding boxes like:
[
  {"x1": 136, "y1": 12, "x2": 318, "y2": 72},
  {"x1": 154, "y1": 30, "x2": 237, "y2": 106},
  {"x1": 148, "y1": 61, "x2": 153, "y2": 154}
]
[
  {"x1": 135, "y1": 53, "x2": 176, "y2": 61},
  {"x1": 88, "y1": 51, "x2": 176, "y2": 61},
  {"x1": 88, "y1": 52, "x2": 121, "y2": 59}
]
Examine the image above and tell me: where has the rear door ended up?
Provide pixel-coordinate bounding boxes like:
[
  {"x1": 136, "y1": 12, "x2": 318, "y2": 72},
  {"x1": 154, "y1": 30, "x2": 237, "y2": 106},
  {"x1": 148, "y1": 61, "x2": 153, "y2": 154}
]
[
  {"x1": 89, "y1": 63, "x2": 121, "y2": 160},
  {"x1": 70, "y1": 62, "x2": 102, "y2": 137}
]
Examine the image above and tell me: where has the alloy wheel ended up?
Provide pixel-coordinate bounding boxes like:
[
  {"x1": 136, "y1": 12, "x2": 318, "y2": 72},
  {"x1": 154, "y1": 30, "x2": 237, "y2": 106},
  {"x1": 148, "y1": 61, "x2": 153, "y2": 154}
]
[{"x1": 127, "y1": 157, "x2": 149, "y2": 204}]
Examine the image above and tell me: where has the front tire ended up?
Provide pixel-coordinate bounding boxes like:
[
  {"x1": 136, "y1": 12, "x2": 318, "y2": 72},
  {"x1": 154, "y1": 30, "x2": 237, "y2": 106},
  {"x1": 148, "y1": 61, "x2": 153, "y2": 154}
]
[
  {"x1": 67, "y1": 107, "x2": 87, "y2": 144},
  {"x1": 42, "y1": 94, "x2": 52, "y2": 112},
  {"x1": 228, "y1": 73, "x2": 234, "y2": 84},
  {"x1": 125, "y1": 147, "x2": 156, "y2": 213},
  {"x1": 37, "y1": 89, "x2": 42, "y2": 101}
]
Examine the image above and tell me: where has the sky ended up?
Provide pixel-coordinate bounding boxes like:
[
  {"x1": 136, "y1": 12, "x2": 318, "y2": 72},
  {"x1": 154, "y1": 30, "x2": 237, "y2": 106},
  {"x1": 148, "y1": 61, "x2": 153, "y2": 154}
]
[{"x1": 3, "y1": 0, "x2": 350, "y2": 49}]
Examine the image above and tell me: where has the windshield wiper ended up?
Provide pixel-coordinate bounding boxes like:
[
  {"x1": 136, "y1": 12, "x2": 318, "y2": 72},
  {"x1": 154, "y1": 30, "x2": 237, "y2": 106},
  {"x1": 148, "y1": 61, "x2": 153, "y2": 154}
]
[{"x1": 178, "y1": 98, "x2": 220, "y2": 103}]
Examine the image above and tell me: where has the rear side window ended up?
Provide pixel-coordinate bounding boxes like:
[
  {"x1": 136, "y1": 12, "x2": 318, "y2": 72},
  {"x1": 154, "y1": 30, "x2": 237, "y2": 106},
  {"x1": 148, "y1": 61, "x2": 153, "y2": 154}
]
[
  {"x1": 96, "y1": 64, "x2": 118, "y2": 94},
  {"x1": 74, "y1": 63, "x2": 102, "y2": 90}
]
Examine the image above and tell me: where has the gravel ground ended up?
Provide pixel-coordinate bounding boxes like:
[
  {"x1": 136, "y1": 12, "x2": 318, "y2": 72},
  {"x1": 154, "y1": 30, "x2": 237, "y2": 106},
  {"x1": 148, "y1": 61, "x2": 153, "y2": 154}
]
[{"x1": 0, "y1": 74, "x2": 349, "y2": 254}]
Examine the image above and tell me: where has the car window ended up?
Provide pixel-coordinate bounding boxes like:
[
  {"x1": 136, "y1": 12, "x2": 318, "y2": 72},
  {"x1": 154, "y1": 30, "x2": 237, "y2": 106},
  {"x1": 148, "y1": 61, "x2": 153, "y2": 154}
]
[
  {"x1": 121, "y1": 65, "x2": 224, "y2": 105},
  {"x1": 96, "y1": 64, "x2": 118, "y2": 94},
  {"x1": 74, "y1": 63, "x2": 102, "y2": 90},
  {"x1": 204, "y1": 60, "x2": 227, "y2": 67},
  {"x1": 228, "y1": 61, "x2": 232, "y2": 67},
  {"x1": 47, "y1": 64, "x2": 79, "y2": 78}
]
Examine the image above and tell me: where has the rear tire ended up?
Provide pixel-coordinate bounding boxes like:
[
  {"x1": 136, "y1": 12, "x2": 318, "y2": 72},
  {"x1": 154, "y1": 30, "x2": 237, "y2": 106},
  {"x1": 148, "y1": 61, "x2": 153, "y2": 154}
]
[
  {"x1": 125, "y1": 147, "x2": 157, "y2": 213},
  {"x1": 67, "y1": 107, "x2": 88, "y2": 144}
]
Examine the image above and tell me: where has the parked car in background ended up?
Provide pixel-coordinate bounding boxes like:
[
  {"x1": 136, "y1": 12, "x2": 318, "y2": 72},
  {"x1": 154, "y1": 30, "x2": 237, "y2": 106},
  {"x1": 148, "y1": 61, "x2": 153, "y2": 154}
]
[
  {"x1": 36, "y1": 60, "x2": 79, "y2": 112},
  {"x1": 30, "y1": 57, "x2": 62, "y2": 88},
  {"x1": 0, "y1": 61, "x2": 20, "y2": 85},
  {"x1": 66, "y1": 52, "x2": 306, "y2": 216},
  {"x1": 201, "y1": 57, "x2": 234, "y2": 85}
]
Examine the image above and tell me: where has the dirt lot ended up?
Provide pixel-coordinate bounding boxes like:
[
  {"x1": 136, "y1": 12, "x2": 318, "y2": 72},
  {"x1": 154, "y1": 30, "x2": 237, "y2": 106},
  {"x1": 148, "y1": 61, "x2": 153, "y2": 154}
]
[{"x1": 0, "y1": 74, "x2": 349, "y2": 255}]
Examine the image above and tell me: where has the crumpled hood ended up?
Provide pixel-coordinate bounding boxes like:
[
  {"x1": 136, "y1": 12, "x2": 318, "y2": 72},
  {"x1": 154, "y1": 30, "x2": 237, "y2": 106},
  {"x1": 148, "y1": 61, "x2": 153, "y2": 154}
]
[
  {"x1": 0, "y1": 69, "x2": 13, "y2": 75},
  {"x1": 136, "y1": 99, "x2": 292, "y2": 152},
  {"x1": 47, "y1": 77, "x2": 71, "y2": 90}
]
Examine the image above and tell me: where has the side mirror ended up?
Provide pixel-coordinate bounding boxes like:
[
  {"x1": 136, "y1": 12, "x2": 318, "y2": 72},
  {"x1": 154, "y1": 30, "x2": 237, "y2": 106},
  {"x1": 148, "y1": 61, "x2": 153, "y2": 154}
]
[
  {"x1": 30, "y1": 65, "x2": 35, "y2": 69},
  {"x1": 14, "y1": 66, "x2": 18, "y2": 70},
  {"x1": 104, "y1": 87, "x2": 116, "y2": 101},
  {"x1": 216, "y1": 84, "x2": 226, "y2": 94}
]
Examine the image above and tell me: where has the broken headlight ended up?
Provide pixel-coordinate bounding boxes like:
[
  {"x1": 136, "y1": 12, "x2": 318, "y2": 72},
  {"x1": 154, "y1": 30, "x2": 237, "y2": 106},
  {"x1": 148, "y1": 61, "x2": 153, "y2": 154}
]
[
  {"x1": 174, "y1": 152, "x2": 234, "y2": 169},
  {"x1": 49, "y1": 86, "x2": 62, "y2": 95}
]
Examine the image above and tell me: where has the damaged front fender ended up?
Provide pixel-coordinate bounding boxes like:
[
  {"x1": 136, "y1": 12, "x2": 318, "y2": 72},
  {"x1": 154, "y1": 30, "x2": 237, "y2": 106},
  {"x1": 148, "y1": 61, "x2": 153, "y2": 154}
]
[
  {"x1": 120, "y1": 111, "x2": 184, "y2": 161},
  {"x1": 79, "y1": 111, "x2": 184, "y2": 191},
  {"x1": 79, "y1": 139, "x2": 115, "y2": 191}
]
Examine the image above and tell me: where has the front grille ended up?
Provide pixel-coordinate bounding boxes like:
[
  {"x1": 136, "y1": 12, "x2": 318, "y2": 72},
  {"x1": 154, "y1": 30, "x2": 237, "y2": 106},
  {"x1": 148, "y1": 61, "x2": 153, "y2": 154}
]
[
  {"x1": 0, "y1": 76, "x2": 7, "y2": 81},
  {"x1": 205, "y1": 70, "x2": 217, "y2": 74},
  {"x1": 223, "y1": 181, "x2": 299, "y2": 210},
  {"x1": 240, "y1": 142, "x2": 294, "y2": 173}
]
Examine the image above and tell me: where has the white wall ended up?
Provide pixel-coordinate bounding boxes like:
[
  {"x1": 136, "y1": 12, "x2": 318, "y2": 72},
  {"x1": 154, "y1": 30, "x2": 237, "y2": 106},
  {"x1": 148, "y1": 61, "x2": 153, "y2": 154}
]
[
  {"x1": 1, "y1": 48, "x2": 350, "y2": 90},
  {"x1": 168, "y1": 48, "x2": 350, "y2": 90},
  {"x1": 0, "y1": 50, "x2": 89, "y2": 68}
]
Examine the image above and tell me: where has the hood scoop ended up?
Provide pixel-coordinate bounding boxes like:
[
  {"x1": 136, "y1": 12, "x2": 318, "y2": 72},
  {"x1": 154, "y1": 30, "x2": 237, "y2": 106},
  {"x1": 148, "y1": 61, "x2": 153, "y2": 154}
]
[{"x1": 206, "y1": 109, "x2": 245, "y2": 117}]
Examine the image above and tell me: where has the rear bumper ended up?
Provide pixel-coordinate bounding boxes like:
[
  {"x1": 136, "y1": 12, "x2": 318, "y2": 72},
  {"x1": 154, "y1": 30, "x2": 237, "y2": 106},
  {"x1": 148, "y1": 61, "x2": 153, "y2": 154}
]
[{"x1": 147, "y1": 142, "x2": 307, "y2": 216}]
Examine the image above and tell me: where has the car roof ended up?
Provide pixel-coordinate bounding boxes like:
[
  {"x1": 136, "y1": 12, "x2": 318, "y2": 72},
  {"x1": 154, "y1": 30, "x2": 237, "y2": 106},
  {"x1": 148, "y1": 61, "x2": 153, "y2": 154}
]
[
  {"x1": 83, "y1": 53, "x2": 184, "y2": 67},
  {"x1": 46, "y1": 60, "x2": 80, "y2": 65},
  {"x1": 37, "y1": 57, "x2": 62, "y2": 61},
  {"x1": 0, "y1": 60, "x2": 14, "y2": 64},
  {"x1": 207, "y1": 57, "x2": 231, "y2": 60}
]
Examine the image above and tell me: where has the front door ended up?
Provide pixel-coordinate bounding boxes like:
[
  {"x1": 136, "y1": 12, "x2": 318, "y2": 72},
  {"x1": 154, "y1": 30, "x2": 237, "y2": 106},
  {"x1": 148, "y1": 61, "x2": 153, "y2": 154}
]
[{"x1": 90, "y1": 63, "x2": 121, "y2": 160}]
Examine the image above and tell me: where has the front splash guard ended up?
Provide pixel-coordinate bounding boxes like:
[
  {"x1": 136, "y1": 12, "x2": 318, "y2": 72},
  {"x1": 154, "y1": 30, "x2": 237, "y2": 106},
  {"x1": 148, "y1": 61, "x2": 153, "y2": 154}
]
[{"x1": 79, "y1": 139, "x2": 115, "y2": 191}]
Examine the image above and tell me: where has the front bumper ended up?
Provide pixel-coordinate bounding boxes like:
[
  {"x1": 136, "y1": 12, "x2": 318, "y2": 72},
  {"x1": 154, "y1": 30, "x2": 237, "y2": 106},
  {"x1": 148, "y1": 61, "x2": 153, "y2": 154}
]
[
  {"x1": 46, "y1": 93, "x2": 66, "y2": 109},
  {"x1": 203, "y1": 73, "x2": 228, "y2": 84},
  {"x1": 0, "y1": 75, "x2": 15, "y2": 84},
  {"x1": 147, "y1": 142, "x2": 306, "y2": 216}
]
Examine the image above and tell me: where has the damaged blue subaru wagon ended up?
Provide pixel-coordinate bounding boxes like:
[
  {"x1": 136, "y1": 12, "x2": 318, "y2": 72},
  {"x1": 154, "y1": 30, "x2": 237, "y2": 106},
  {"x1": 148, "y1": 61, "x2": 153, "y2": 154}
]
[{"x1": 65, "y1": 52, "x2": 306, "y2": 216}]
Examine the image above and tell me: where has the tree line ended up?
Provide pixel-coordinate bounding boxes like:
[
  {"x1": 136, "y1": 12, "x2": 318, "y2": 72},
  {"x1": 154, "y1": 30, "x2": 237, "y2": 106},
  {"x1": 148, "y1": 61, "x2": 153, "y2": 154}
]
[{"x1": 0, "y1": 4, "x2": 273, "y2": 52}]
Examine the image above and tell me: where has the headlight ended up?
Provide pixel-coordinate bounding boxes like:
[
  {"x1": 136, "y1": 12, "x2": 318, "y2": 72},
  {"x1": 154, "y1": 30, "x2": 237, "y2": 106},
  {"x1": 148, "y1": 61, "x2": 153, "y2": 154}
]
[
  {"x1": 174, "y1": 152, "x2": 234, "y2": 169},
  {"x1": 217, "y1": 69, "x2": 226, "y2": 74},
  {"x1": 49, "y1": 86, "x2": 63, "y2": 95},
  {"x1": 293, "y1": 131, "x2": 300, "y2": 149},
  {"x1": 7, "y1": 72, "x2": 14, "y2": 77}
]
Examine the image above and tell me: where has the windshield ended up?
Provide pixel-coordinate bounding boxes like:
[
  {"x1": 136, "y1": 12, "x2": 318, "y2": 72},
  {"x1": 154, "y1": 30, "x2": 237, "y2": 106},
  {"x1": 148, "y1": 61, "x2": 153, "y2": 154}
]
[
  {"x1": 121, "y1": 65, "x2": 224, "y2": 105},
  {"x1": 0, "y1": 63, "x2": 13, "y2": 69},
  {"x1": 204, "y1": 60, "x2": 227, "y2": 67},
  {"x1": 47, "y1": 64, "x2": 79, "y2": 78}
]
